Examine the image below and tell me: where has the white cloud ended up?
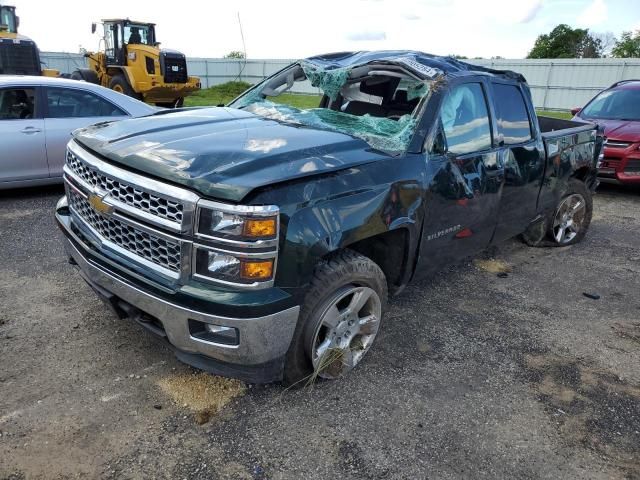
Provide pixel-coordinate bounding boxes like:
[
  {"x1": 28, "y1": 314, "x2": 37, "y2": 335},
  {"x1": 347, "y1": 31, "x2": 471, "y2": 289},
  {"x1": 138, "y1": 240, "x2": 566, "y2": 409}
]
[
  {"x1": 519, "y1": 1, "x2": 543, "y2": 23},
  {"x1": 6, "y1": 0, "x2": 624, "y2": 61},
  {"x1": 577, "y1": 0, "x2": 608, "y2": 28}
]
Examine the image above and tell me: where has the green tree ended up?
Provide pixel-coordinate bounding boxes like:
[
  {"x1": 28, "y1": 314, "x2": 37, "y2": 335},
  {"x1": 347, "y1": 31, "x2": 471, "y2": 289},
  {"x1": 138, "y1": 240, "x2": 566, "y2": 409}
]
[
  {"x1": 611, "y1": 31, "x2": 640, "y2": 58},
  {"x1": 527, "y1": 24, "x2": 603, "y2": 58},
  {"x1": 224, "y1": 51, "x2": 246, "y2": 59}
]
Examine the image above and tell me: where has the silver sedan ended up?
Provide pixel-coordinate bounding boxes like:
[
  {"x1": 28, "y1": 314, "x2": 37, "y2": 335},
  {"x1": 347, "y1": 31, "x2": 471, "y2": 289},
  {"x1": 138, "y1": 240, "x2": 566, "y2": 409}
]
[{"x1": 1, "y1": 75, "x2": 156, "y2": 189}]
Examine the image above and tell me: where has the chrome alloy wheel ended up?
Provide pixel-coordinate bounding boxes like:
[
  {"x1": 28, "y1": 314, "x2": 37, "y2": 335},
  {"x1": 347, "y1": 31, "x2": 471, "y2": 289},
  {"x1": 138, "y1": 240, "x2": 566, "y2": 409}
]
[
  {"x1": 308, "y1": 286, "x2": 382, "y2": 380},
  {"x1": 552, "y1": 193, "x2": 587, "y2": 244}
]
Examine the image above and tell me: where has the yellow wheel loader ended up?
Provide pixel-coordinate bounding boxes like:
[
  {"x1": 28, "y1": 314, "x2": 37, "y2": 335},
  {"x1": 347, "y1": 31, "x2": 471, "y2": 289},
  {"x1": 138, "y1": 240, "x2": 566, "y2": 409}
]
[
  {"x1": 72, "y1": 19, "x2": 200, "y2": 107},
  {"x1": 0, "y1": 4, "x2": 59, "y2": 76}
]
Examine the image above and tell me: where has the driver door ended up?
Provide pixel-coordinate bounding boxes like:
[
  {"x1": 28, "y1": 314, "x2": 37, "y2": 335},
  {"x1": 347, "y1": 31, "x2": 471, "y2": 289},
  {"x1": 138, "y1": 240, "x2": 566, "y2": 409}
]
[
  {"x1": 105, "y1": 23, "x2": 125, "y2": 65},
  {"x1": 416, "y1": 81, "x2": 504, "y2": 276}
]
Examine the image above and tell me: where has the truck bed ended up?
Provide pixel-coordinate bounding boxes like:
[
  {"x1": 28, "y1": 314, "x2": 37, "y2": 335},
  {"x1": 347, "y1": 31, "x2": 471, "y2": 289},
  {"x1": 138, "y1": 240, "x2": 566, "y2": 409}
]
[
  {"x1": 536, "y1": 115, "x2": 603, "y2": 214},
  {"x1": 537, "y1": 116, "x2": 598, "y2": 139}
]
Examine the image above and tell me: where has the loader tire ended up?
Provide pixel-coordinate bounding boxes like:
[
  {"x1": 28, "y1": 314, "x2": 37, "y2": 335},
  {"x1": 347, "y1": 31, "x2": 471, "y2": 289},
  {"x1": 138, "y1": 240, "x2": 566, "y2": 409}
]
[
  {"x1": 70, "y1": 68, "x2": 99, "y2": 85},
  {"x1": 109, "y1": 74, "x2": 140, "y2": 100}
]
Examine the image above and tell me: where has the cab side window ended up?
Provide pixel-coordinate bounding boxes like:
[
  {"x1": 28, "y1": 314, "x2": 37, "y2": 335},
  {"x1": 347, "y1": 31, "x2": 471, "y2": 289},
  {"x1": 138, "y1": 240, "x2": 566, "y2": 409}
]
[
  {"x1": 46, "y1": 88, "x2": 126, "y2": 118},
  {"x1": 439, "y1": 83, "x2": 492, "y2": 155},
  {"x1": 493, "y1": 84, "x2": 532, "y2": 145},
  {"x1": 0, "y1": 88, "x2": 37, "y2": 120}
]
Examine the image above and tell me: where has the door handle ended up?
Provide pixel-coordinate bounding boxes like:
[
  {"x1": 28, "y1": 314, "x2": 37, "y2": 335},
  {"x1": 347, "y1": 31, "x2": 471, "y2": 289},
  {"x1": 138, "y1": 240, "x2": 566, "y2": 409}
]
[{"x1": 20, "y1": 126, "x2": 42, "y2": 134}]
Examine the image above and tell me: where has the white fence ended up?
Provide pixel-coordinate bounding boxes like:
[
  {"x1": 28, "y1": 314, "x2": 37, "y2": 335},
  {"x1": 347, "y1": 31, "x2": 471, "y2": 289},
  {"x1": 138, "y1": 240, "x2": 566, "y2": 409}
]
[
  {"x1": 40, "y1": 52, "x2": 640, "y2": 111},
  {"x1": 472, "y1": 58, "x2": 640, "y2": 111}
]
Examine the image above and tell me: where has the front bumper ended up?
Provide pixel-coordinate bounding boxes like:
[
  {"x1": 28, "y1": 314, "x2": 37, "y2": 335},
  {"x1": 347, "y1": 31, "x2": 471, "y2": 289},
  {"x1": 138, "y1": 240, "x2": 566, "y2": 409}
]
[
  {"x1": 598, "y1": 145, "x2": 640, "y2": 185},
  {"x1": 56, "y1": 207, "x2": 299, "y2": 383},
  {"x1": 138, "y1": 76, "x2": 201, "y2": 103}
]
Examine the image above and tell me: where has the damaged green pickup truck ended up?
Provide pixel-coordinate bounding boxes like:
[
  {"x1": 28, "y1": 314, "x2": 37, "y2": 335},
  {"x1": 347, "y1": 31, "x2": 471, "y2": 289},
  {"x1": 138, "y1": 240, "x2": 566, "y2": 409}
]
[{"x1": 55, "y1": 51, "x2": 603, "y2": 385}]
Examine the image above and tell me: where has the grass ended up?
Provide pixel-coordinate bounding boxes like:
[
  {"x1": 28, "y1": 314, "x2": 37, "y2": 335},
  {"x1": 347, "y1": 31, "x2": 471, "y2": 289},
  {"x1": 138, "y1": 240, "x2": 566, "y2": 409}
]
[
  {"x1": 536, "y1": 110, "x2": 572, "y2": 120},
  {"x1": 184, "y1": 81, "x2": 320, "y2": 109},
  {"x1": 185, "y1": 82, "x2": 573, "y2": 120},
  {"x1": 184, "y1": 81, "x2": 252, "y2": 107}
]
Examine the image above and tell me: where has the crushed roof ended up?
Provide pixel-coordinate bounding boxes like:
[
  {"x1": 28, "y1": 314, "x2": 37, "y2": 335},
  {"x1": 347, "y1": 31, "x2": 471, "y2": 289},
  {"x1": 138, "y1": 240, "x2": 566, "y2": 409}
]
[{"x1": 305, "y1": 50, "x2": 526, "y2": 82}]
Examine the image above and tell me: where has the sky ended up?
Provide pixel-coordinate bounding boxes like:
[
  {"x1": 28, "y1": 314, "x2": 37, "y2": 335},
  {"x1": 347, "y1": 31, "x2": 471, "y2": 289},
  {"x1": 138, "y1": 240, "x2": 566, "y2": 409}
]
[{"x1": 10, "y1": 0, "x2": 640, "y2": 59}]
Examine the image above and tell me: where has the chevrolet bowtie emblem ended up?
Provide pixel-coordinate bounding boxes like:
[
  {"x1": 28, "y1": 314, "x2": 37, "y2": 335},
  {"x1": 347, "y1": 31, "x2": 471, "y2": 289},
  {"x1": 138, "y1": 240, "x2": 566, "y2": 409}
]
[{"x1": 88, "y1": 193, "x2": 114, "y2": 215}]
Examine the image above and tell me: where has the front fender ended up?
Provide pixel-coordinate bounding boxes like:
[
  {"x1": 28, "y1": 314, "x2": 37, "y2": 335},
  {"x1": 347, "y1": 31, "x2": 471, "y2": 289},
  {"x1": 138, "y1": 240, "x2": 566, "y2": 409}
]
[
  {"x1": 276, "y1": 182, "x2": 423, "y2": 288},
  {"x1": 107, "y1": 66, "x2": 138, "y2": 92}
]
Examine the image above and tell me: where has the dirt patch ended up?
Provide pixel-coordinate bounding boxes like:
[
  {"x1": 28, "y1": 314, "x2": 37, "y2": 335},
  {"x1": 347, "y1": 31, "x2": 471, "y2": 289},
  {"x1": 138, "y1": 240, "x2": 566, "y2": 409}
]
[
  {"x1": 613, "y1": 322, "x2": 640, "y2": 346},
  {"x1": 523, "y1": 353, "x2": 640, "y2": 477},
  {"x1": 474, "y1": 258, "x2": 512, "y2": 274},
  {"x1": 157, "y1": 372, "x2": 246, "y2": 424},
  {"x1": 0, "y1": 209, "x2": 38, "y2": 221}
]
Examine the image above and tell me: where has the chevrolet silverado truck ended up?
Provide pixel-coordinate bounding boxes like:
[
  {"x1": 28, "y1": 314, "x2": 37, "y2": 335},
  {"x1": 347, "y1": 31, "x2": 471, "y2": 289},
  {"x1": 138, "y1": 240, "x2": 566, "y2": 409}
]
[{"x1": 55, "y1": 51, "x2": 603, "y2": 385}]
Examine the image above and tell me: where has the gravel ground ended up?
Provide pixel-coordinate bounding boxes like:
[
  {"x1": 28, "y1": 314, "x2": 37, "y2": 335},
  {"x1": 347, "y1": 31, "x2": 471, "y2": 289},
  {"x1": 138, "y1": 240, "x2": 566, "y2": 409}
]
[{"x1": 1, "y1": 183, "x2": 639, "y2": 480}]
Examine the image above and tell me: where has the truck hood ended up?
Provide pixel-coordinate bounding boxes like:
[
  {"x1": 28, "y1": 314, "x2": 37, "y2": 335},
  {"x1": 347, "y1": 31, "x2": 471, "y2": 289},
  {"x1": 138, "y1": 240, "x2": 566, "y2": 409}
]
[{"x1": 73, "y1": 107, "x2": 384, "y2": 202}]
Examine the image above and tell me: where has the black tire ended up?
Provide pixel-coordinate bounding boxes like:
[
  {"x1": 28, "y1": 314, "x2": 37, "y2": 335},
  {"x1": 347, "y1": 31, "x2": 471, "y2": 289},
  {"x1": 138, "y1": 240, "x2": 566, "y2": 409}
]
[
  {"x1": 282, "y1": 250, "x2": 388, "y2": 387},
  {"x1": 108, "y1": 74, "x2": 140, "y2": 99},
  {"x1": 522, "y1": 178, "x2": 593, "y2": 247},
  {"x1": 70, "y1": 68, "x2": 100, "y2": 85},
  {"x1": 155, "y1": 98, "x2": 184, "y2": 109}
]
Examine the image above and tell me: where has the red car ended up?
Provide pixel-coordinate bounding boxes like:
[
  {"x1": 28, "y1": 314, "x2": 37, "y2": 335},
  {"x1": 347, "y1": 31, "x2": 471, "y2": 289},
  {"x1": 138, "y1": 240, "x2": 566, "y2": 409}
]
[{"x1": 571, "y1": 80, "x2": 640, "y2": 185}]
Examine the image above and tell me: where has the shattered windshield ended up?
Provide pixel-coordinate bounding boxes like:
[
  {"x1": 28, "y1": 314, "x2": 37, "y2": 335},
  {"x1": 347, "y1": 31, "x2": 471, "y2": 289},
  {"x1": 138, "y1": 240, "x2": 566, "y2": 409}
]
[{"x1": 228, "y1": 61, "x2": 434, "y2": 152}]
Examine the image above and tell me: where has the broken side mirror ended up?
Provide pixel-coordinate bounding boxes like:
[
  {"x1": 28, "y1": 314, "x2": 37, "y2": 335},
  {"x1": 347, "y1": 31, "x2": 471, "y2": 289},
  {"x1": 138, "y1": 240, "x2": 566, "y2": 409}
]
[
  {"x1": 570, "y1": 107, "x2": 581, "y2": 116},
  {"x1": 91, "y1": 22, "x2": 96, "y2": 34}
]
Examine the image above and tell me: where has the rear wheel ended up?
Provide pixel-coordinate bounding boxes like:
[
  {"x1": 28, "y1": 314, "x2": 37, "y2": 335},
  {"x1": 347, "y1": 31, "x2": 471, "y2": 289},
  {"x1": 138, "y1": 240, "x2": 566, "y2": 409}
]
[
  {"x1": 70, "y1": 68, "x2": 99, "y2": 85},
  {"x1": 109, "y1": 74, "x2": 140, "y2": 100},
  {"x1": 522, "y1": 179, "x2": 592, "y2": 247},
  {"x1": 283, "y1": 250, "x2": 387, "y2": 386},
  {"x1": 551, "y1": 193, "x2": 588, "y2": 244}
]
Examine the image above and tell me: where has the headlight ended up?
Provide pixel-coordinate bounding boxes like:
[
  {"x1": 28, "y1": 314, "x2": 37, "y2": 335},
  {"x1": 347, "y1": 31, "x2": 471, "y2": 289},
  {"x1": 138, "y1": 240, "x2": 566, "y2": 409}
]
[
  {"x1": 193, "y1": 201, "x2": 279, "y2": 288},
  {"x1": 196, "y1": 201, "x2": 279, "y2": 242},
  {"x1": 193, "y1": 247, "x2": 275, "y2": 286}
]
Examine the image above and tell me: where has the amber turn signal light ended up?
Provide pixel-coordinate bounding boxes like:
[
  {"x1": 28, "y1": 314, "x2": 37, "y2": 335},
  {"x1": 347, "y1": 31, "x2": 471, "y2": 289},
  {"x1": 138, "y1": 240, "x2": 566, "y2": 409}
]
[
  {"x1": 243, "y1": 218, "x2": 277, "y2": 238},
  {"x1": 240, "y1": 260, "x2": 274, "y2": 280}
]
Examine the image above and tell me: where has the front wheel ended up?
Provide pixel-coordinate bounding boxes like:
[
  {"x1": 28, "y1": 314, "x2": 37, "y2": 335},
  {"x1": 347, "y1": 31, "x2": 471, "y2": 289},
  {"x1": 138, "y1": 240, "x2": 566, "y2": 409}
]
[
  {"x1": 109, "y1": 74, "x2": 141, "y2": 100},
  {"x1": 283, "y1": 250, "x2": 387, "y2": 386}
]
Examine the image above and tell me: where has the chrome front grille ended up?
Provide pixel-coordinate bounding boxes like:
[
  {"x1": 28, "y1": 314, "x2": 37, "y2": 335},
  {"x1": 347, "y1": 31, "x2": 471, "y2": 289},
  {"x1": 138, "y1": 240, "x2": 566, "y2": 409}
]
[
  {"x1": 67, "y1": 187, "x2": 181, "y2": 273},
  {"x1": 66, "y1": 149, "x2": 184, "y2": 225}
]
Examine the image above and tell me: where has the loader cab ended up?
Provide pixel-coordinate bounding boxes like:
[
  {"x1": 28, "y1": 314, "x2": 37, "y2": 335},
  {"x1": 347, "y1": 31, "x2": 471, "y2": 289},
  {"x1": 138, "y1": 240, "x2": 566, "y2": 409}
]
[
  {"x1": 101, "y1": 19, "x2": 156, "y2": 66},
  {"x1": 0, "y1": 5, "x2": 19, "y2": 36},
  {"x1": 0, "y1": 5, "x2": 40, "y2": 75}
]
